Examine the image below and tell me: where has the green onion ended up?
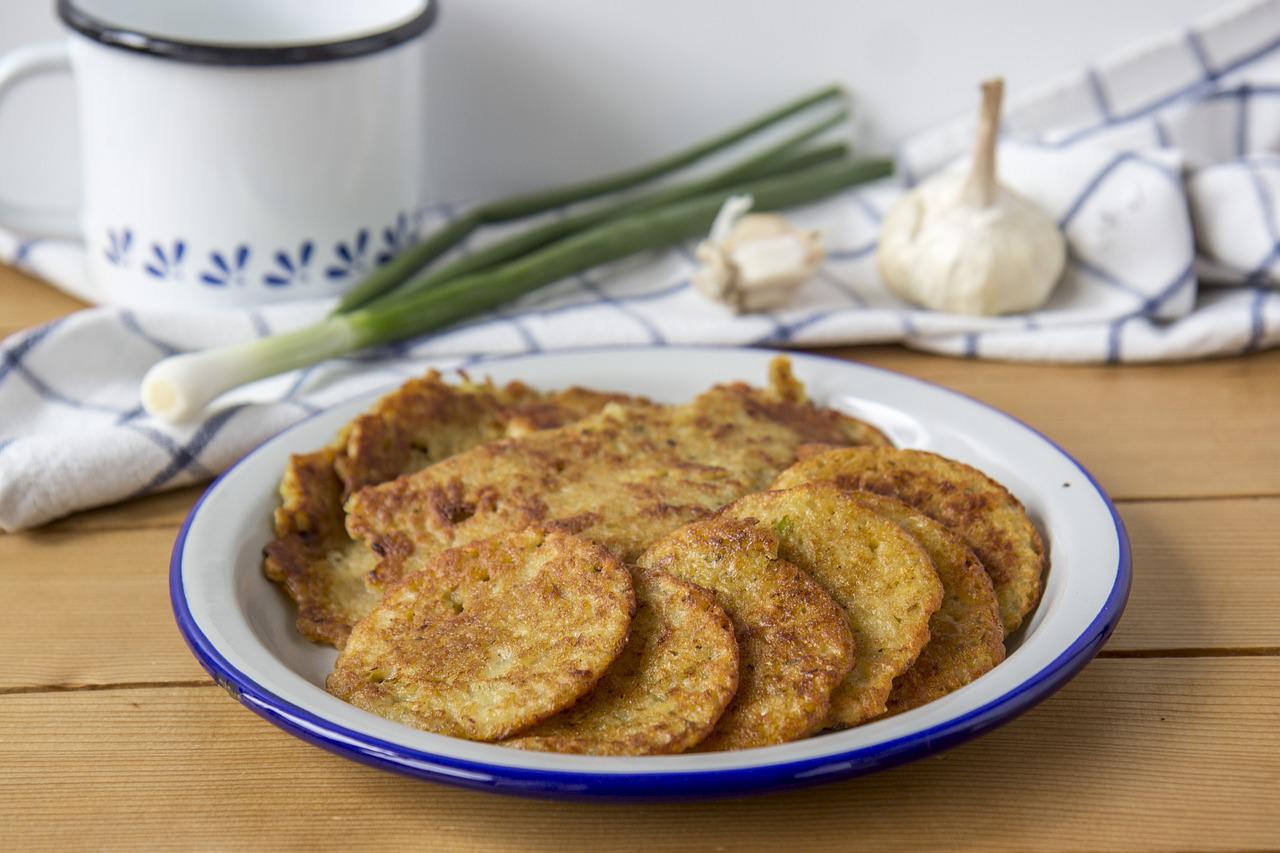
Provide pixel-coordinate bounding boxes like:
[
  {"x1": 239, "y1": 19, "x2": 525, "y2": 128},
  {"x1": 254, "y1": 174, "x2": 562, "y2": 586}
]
[
  {"x1": 354, "y1": 157, "x2": 891, "y2": 339},
  {"x1": 334, "y1": 84, "x2": 848, "y2": 312},
  {"x1": 378, "y1": 108, "x2": 850, "y2": 307},
  {"x1": 141, "y1": 156, "x2": 890, "y2": 422}
]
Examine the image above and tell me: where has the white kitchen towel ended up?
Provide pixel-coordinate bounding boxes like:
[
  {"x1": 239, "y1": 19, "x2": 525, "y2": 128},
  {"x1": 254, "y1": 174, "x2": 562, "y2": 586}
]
[{"x1": 2, "y1": 0, "x2": 1280, "y2": 530}]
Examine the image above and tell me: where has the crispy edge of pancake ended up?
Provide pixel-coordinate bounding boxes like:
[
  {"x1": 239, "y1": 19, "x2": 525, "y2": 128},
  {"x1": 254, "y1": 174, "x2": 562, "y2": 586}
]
[
  {"x1": 746, "y1": 356, "x2": 894, "y2": 450},
  {"x1": 503, "y1": 387, "x2": 642, "y2": 438},
  {"x1": 721, "y1": 484, "x2": 943, "y2": 728},
  {"x1": 263, "y1": 446, "x2": 380, "y2": 647},
  {"x1": 264, "y1": 371, "x2": 634, "y2": 647},
  {"x1": 772, "y1": 446, "x2": 1045, "y2": 634},
  {"x1": 327, "y1": 527, "x2": 635, "y2": 742},
  {"x1": 335, "y1": 370, "x2": 628, "y2": 497},
  {"x1": 505, "y1": 566, "x2": 739, "y2": 755},
  {"x1": 638, "y1": 517, "x2": 854, "y2": 751},
  {"x1": 842, "y1": 491, "x2": 1005, "y2": 714}
]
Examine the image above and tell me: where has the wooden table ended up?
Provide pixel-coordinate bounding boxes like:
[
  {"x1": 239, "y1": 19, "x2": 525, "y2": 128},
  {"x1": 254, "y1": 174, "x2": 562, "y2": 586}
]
[{"x1": 2, "y1": 263, "x2": 1277, "y2": 852}]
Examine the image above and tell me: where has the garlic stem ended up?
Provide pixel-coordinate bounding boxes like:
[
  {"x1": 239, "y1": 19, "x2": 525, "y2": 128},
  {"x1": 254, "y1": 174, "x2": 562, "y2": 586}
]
[
  {"x1": 708, "y1": 195, "x2": 754, "y2": 243},
  {"x1": 959, "y1": 77, "x2": 1004, "y2": 208}
]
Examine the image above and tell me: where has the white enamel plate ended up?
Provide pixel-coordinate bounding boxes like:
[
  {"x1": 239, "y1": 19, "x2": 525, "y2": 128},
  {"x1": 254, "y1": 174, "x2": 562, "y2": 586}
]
[{"x1": 171, "y1": 347, "x2": 1130, "y2": 799}]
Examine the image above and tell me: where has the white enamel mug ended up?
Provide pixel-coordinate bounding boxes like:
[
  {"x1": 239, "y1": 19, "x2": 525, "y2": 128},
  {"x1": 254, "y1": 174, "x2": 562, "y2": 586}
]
[{"x1": 0, "y1": 0, "x2": 436, "y2": 308}]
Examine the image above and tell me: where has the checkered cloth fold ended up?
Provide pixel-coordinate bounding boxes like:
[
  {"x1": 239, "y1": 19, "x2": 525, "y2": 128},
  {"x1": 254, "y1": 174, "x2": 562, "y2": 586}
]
[{"x1": 2, "y1": 0, "x2": 1279, "y2": 530}]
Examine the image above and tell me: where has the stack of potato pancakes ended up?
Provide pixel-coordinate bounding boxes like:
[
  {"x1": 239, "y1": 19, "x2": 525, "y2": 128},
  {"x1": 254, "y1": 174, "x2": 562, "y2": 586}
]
[{"x1": 265, "y1": 357, "x2": 1044, "y2": 755}]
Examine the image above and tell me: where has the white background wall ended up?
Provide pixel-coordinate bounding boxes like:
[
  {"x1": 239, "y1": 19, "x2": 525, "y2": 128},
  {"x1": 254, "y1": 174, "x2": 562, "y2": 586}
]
[{"x1": 0, "y1": 0, "x2": 1222, "y2": 210}]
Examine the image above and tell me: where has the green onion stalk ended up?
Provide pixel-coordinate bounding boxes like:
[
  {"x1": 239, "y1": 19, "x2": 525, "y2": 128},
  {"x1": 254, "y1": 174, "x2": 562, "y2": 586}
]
[
  {"x1": 141, "y1": 156, "x2": 891, "y2": 422},
  {"x1": 333, "y1": 84, "x2": 848, "y2": 312},
  {"x1": 359, "y1": 111, "x2": 850, "y2": 310}
]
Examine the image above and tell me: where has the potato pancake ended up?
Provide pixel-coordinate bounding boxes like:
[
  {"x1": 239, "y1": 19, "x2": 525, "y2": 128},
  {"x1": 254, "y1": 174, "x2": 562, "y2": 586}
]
[
  {"x1": 772, "y1": 447, "x2": 1045, "y2": 634},
  {"x1": 335, "y1": 370, "x2": 633, "y2": 496},
  {"x1": 346, "y1": 357, "x2": 891, "y2": 590},
  {"x1": 327, "y1": 528, "x2": 634, "y2": 741},
  {"x1": 638, "y1": 517, "x2": 854, "y2": 750},
  {"x1": 842, "y1": 491, "x2": 1005, "y2": 714},
  {"x1": 263, "y1": 370, "x2": 631, "y2": 646},
  {"x1": 722, "y1": 485, "x2": 942, "y2": 727},
  {"x1": 262, "y1": 447, "x2": 381, "y2": 646},
  {"x1": 506, "y1": 566, "x2": 739, "y2": 755}
]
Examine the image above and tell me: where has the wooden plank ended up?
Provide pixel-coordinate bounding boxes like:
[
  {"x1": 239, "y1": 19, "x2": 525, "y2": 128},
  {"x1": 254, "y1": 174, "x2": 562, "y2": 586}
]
[
  {"x1": 2, "y1": 659, "x2": 1276, "y2": 852},
  {"x1": 0, "y1": 526, "x2": 209, "y2": 689},
  {"x1": 832, "y1": 345, "x2": 1280, "y2": 501},
  {"x1": 1109, "y1": 498, "x2": 1280, "y2": 651},
  {"x1": 0, "y1": 264, "x2": 85, "y2": 337},
  {"x1": 42, "y1": 486, "x2": 203, "y2": 534},
  {"x1": 2, "y1": 497, "x2": 1277, "y2": 691}
]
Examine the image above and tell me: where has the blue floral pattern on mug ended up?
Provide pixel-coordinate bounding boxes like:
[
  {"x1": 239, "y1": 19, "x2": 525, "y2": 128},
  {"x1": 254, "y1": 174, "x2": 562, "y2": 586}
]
[
  {"x1": 376, "y1": 212, "x2": 418, "y2": 266},
  {"x1": 145, "y1": 240, "x2": 186, "y2": 280},
  {"x1": 264, "y1": 241, "x2": 315, "y2": 287},
  {"x1": 326, "y1": 229, "x2": 370, "y2": 281},
  {"x1": 104, "y1": 228, "x2": 133, "y2": 267},
  {"x1": 103, "y1": 216, "x2": 421, "y2": 288},
  {"x1": 200, "y1": 245, "x2": 251, "y2": 287}
]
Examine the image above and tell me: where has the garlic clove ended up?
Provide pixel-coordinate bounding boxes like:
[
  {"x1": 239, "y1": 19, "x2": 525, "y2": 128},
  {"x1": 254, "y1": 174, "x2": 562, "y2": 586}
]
[
  {"x1": 693, "y1": 242, "x2": 736, "y2": 302},
  {"x1": 692, "y1": 196, "x2": 825, "y2": 314}
]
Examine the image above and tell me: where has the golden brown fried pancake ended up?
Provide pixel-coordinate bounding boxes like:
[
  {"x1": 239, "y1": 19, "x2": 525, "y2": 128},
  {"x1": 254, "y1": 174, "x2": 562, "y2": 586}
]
[
  {"x1": 263, "y1": 447, "x2": 381, "y2": 646},
  {"x1": 638, "y1": 517, "x2": 854, "y2": 750},
  {"x1": 327, "y1": 528, "x2": 634, "y2": 741},
  {"x1": 841, "y1": 491, "x2": 1004, "y2": 714},
  {"x1": 772, "y1": 447, "x2": 1045, "y2": 634},
  {"x1": 722, "y1": 485, "x2": 943, "y2": 727},
  {"x1": 506, "y1": 566, "x2": 739, "y2": 755},
  {"x1": 335, "y1": 371, "x2": 633, "y2": 496},
  {"x1": 502, "y1": 387, "x2": 641, "y2": 438},
  {"x1": 263, "y1": 371, "x2": 632, "y2": 647},
  {"x1": 347, "y1": 356, "x2": 891, "y2": 590}
]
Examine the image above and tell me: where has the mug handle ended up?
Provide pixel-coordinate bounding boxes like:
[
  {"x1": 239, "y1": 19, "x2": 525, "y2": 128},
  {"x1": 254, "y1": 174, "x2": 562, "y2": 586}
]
[{"x1": 0, "y1": 41, "x2": 81, "y2": 240}]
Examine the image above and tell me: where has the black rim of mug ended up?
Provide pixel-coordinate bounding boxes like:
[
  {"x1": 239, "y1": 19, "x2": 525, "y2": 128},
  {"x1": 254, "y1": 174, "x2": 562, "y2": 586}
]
[{"x1": 56, "y1": 0, "x2": 438, "y2": 66}]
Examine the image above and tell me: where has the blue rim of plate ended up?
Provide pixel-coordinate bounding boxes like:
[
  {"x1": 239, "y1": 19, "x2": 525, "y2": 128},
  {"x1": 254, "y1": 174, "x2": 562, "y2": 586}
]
[{"x1": 169, "y1": 346, "x2": 1131, "y2": 801}]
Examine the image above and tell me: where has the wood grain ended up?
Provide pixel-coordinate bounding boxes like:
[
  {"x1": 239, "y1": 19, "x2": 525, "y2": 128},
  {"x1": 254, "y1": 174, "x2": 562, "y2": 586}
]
[
  {"x1": 41, "y1": 486, "x2": 203, "y2": 534},
  {"x1": 0, "y1": 525, "x2": 209, "y2": 689},
  {"x1": 1109, "y1": 498, "x2": 1280, "y2": 651},
  {"x1": 2, "y1": 659, "x2": 1275, "y2": 852},
  {"x1": 0, "y1": 264, "x2": 85, "y2": 337},
  {"x1": 831, "y1": 345, "x2": 1280, "y2": 501}
]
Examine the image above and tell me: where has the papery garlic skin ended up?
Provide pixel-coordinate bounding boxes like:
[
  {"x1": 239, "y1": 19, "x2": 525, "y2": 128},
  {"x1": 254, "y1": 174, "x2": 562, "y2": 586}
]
[
  {"x1": 693, "y1": 198, "x2": 825, "y2": 314},
  {"x1": 877, "y1": 171, "x2": 1066, "y2": 316}
]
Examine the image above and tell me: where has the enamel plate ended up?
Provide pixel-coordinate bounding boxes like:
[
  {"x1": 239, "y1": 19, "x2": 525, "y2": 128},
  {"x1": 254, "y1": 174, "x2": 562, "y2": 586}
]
[{"x1": 170, "y1": 347, "x2": 1130, "y2": 799}]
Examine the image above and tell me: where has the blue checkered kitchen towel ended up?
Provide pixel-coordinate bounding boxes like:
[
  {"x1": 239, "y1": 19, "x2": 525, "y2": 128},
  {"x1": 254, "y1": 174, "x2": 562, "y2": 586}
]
[{"x1": 2, "y1": 0, "x2": 1280, "y2": 531}]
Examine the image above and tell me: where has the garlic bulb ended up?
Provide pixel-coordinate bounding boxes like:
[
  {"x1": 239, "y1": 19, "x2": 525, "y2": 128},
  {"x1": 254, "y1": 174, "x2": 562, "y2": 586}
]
[
  {"x1": 692, "y1": 195, "x2": 824, "y2": 314},
  {"x1": 877, "y1": 78, "x2": 1066, "y2": 316}
]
